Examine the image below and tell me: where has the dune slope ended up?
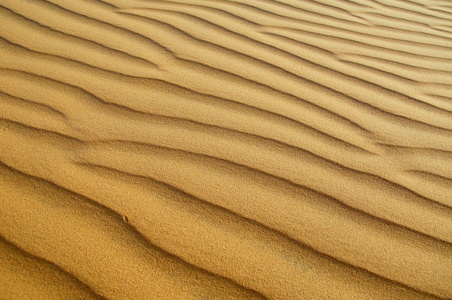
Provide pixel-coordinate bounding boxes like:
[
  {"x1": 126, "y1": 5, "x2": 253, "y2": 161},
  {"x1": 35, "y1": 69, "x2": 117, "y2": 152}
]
[{"x1": 0, "y1": 0, "x2": 451, "y2": 299}]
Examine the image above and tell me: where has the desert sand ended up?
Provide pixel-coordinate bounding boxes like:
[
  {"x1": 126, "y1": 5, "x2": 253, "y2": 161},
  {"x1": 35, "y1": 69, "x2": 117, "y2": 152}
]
[{"x1": 0, "y1": 0, "x2": 451, "y2": 299}]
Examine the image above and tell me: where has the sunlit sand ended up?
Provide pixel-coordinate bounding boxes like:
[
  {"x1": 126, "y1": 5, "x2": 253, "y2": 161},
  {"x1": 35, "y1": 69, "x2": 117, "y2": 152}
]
[{"x1": 1, "y1": 0, "x2": 451, "y2": 299}]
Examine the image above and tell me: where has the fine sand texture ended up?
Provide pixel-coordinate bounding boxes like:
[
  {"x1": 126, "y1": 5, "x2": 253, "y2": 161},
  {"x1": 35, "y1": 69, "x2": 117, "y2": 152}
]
[{"x1": 1, "y1": 0, "x2": 452, "y2": 299}]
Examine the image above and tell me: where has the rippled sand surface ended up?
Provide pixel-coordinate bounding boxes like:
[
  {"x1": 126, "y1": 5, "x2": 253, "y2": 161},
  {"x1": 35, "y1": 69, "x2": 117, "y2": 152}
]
[{"x1": 1, "y1": 0, "x2": 452, "y2": 299}]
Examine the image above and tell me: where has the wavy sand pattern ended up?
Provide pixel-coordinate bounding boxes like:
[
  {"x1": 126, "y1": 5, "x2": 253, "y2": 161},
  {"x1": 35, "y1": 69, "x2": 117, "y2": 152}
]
[{"x1": 1, "y1": 0, "x2": 451, "y2": 299}]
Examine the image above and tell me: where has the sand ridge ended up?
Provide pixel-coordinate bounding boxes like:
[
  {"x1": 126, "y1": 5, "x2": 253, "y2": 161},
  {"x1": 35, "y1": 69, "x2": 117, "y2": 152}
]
[{"x1": 0, "y1": 0, "x2": 451, "y2": 299}]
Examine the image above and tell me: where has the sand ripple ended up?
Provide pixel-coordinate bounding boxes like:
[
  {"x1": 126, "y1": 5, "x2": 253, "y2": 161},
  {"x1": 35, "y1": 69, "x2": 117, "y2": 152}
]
[{"x1": 0, "y1": 0, "x2": 451, "y2": 299}]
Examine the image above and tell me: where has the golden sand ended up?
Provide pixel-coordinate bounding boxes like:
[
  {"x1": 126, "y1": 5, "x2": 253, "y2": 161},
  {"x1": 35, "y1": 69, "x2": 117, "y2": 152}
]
[{"x1": 0, "y1": 0, "x2": 451, "y2": 299}]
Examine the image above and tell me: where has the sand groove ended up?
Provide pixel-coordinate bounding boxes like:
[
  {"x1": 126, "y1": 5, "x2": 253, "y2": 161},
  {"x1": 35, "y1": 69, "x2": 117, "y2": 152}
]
[
  {"x1": 0, "y1": 236, "x2": 105, "y2": 299},
  {"x1": 1, "y1": 0, "x2": 451, "y2": 299}
]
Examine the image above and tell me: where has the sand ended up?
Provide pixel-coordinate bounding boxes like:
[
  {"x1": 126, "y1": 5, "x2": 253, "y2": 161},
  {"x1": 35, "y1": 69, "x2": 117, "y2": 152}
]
[{"x1": 0, "y1": 0, "x2": 451, "y2": 299}]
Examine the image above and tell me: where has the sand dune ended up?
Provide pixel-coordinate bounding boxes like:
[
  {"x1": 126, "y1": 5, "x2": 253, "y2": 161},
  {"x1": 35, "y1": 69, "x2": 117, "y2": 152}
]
[{"x1": 0, "y1": 0, "x2": 451, "y2": 299}]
